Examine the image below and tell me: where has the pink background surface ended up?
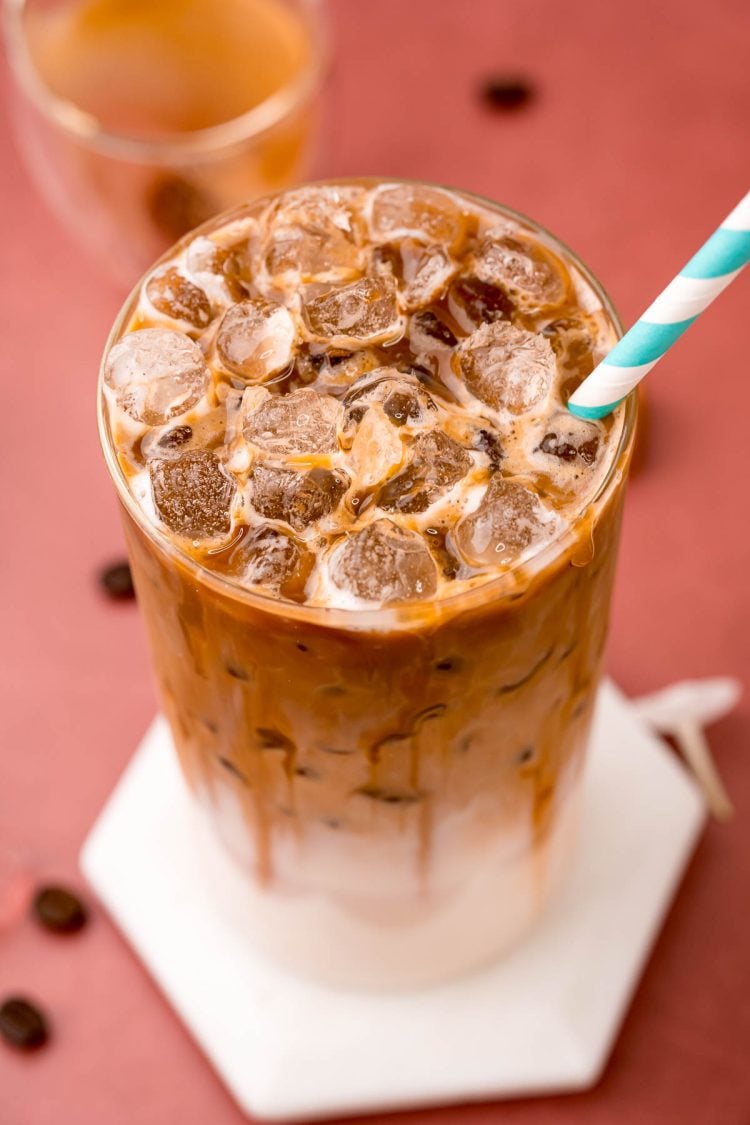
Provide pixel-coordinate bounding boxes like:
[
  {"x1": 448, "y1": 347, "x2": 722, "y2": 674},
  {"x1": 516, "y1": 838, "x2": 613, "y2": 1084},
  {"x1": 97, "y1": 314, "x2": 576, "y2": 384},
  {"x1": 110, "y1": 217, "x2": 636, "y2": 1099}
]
[{"x1": 1, "y1": 1, "x2": 749, "y2": 1121}]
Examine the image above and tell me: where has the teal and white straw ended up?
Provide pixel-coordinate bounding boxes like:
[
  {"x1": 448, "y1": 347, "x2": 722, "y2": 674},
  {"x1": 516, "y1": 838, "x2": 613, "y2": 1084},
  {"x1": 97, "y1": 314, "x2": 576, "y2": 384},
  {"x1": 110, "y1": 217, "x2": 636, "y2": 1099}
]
[{"x1": 568, "y1": 190, "x2": 750, "y2": 419}]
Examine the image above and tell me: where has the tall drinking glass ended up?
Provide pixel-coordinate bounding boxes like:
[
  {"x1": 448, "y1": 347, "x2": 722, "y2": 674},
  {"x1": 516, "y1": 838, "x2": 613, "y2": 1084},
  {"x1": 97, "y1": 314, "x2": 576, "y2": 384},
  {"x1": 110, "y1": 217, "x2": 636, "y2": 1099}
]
[
  {"x1": 98, "y1": 180, "x2": 637, "y2": 988},
  {"x1": 4, "y1": 0, "x2": 328, "y2": 282}
]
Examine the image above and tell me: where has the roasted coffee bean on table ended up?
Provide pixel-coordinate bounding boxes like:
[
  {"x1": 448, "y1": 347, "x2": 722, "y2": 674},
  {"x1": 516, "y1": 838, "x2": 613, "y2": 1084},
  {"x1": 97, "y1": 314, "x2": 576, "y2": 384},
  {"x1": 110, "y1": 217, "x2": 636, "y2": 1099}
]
[
  {"x1": 0, "y1": 997, "x2": 49, "y2": 1051},
  {"x1": 98, "y1": 560, "x2": 135, "y2": 599},
  {"x1": 32, "y1": 884, "x2": 88, "y2": 934},
  {"x1": 480, "y1": 76, "x2": 534, "y2": 110}
]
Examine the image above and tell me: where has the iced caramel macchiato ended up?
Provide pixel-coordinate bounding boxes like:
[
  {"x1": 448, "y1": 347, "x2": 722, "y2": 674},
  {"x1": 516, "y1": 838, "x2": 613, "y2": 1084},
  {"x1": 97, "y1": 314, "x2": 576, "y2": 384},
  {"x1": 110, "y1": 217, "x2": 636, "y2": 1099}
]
[{"x1": 98, "y1": 180, "x2": 636, "y2": 987}]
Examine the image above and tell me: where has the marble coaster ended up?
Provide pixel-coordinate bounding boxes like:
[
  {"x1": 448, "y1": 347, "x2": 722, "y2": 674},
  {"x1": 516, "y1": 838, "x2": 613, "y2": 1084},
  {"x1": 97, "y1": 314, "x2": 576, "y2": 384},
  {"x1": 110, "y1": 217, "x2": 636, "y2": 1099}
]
[{"x1": 80, "y1": 679, "x2": 705, "y2": 1121}]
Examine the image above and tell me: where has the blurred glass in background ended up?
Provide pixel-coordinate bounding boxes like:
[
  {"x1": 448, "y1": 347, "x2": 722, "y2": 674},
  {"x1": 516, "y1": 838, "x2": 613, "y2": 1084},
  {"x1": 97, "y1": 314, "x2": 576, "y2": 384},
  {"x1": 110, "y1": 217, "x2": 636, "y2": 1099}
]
[{"x1": 3, "y1": 0, "x2": 328, "y2": 284}]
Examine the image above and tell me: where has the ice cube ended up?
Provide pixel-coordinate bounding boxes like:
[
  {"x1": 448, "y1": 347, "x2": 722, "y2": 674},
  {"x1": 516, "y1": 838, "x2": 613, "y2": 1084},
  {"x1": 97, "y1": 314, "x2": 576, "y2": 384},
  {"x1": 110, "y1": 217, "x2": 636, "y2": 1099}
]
[
  {"x1": 104, "y1": 328, "x2": 209, "y2": 426},
  {"x1": 343, "y1": 369, "x2": 437, "y2": 428},
  {"x1": 369, "y1": 184, "x2": 465, "y2": 247},
  {"x1": 303, "y1": 276, "x2": 403, "y2": 347},
  {"x1": 261, "y1": 186, "x2": 365, "y2": 283},
  {"x1": 453, "y1": 477, "x2": 554, "y2": 566},
  {"x1": 400, "y1": 241, "x2": 457, "y2": 310},
  {"x1": 534, "y1": 415, "x2": 601, "y2": 465},
  {"x1": 472, "y1": 230, "x2": 568, "y2": 309},
  {"x1": 381, "y1": 386, "x2": 430, "y2": 427},
  {"x1": 456, "y1": 321, "x2": 555, "y2": 414},
  {"x1": 250, "y1": 465, "x2": 347, "y2": 531},
  {"x1": 232, "y1": 524, "x2": 314, "y2": 602},
  {"x1": 329, "y1": 518, "x2": 438, "y2": 604},
  {"x1": 145, "y1": 267, "x2": 212, "y2": 330},
  {"x1": 409, "y1": 309, "x2": 458, "y2": 352},
  {"x1": 347, "y1": 404, "x2": 405, "y2": 492},
  {"x1": 185, "y1": 235, "x2": 250, "y2": 303},
  {"x1": 216, "y1": 299, "x2": 296, "y2": 382},
  {"x1": 150, "y1": 450, "x2": 235, "y2": 539},
  {"x1": 377, "y1": 430, "x2": 472, "y2": 513},
  {"x1": 448, "y1": 276, "x2": 514, "y2": 330},
  {"x1": 243, "y1": 388, "x2": 342, "y2": 456}
]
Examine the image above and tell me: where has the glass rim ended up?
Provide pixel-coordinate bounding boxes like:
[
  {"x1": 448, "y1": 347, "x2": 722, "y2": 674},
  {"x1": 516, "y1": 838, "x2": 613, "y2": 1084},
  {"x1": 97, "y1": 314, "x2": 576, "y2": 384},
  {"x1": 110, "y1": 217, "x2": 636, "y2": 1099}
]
[
  {"x1": 97, "y1": 176, "x2": 638, "y2": 631},
  {"x1": 2, "y1": 0, "x2": 328, "y2": 164}
]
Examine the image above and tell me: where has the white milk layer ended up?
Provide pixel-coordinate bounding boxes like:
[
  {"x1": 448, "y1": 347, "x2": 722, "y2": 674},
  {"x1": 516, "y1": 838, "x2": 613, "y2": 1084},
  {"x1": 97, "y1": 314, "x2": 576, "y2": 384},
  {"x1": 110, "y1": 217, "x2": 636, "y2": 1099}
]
[{"x1": 193, "y1": 777, "x2": 583, "y2": 989}]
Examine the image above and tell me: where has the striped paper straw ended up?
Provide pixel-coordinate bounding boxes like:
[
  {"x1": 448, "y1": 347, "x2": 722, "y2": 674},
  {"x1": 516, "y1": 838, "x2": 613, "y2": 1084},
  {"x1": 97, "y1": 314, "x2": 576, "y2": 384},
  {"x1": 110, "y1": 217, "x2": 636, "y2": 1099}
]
[{"x1": 568, "y1": 191, "x2": 750, "y2": 419}]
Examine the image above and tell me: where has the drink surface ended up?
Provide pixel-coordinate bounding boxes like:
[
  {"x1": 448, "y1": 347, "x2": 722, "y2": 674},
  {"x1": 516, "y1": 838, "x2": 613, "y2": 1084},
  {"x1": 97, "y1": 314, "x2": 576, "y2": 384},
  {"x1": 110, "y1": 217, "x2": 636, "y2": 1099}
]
[
  {"x1": 101, "y1": 181, "x2": 625, "y2": 611},
  {"x1": 23, "y1": 0, "x2": 310, "y2": 137}
]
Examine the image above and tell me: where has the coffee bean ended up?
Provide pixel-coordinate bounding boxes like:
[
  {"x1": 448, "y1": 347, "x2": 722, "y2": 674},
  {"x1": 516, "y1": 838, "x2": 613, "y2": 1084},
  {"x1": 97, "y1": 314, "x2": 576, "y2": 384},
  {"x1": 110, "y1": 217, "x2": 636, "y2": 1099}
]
[
  {"x1": 32, "y1": 885, "x2": 88, "y2": 934},
  {"x1": 481, "y1": 76, "x2": 534, "y2": 110},
  {"x1": 99, "y1": 561, "x2": 134, "y2": 600},
  {"x1": 0, "y1": 997, "x2": 49, "y2": 1050}
]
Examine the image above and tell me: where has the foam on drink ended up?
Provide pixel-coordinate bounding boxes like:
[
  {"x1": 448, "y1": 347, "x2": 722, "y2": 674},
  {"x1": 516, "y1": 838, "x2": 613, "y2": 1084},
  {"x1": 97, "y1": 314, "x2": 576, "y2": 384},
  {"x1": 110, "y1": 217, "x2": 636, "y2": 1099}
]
[{"x1": 102, "y1": 181, "x2": 624, "y2": 611}]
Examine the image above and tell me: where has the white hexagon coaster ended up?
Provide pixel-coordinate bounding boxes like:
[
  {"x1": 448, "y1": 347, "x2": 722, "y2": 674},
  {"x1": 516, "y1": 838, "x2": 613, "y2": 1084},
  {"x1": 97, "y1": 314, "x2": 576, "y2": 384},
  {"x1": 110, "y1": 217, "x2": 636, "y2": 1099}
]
[{"x1": 80, "y1": 679, "x2": 705, "y2": 1121}]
